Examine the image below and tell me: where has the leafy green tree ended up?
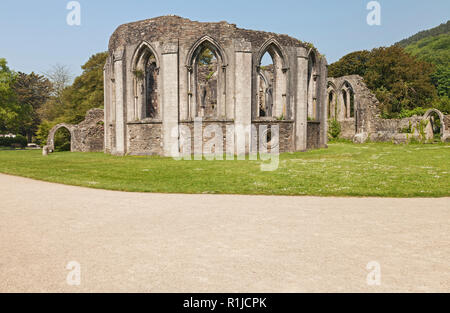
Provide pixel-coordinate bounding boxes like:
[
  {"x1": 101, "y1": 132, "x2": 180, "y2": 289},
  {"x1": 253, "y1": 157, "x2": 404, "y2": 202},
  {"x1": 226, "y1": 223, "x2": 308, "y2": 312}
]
[
  {"x1": 59, "y1": 52, "x2": 108, "y2": 124},
  {"x1": 198, "y1": 48, "x2": 214, "y2": 65},
  {"x1": 404, "y1": 33, "x2": 450, "y2": 97},
  {"x1": 365, "y1": 45, "x2": 436, "y2": 115},
  {"x1": 328, "y1": 50, "x2": 370, "y2": 78},
  {"x1": 0, "y1": 58, "x2": 18, "y2": 133},
  {"x1": 13, "y1": 72, "x2": 52, "y2": 141}
]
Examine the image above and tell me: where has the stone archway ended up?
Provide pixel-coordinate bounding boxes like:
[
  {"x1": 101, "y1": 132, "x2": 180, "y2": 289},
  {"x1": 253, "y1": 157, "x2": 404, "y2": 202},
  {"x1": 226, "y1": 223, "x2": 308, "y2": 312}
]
[
  {"x1": 47, "y1": 124, "x2": 75, "y2": 153},
  {"x1": 423, "y1": 109, "x2": 446, "y2": 141}
]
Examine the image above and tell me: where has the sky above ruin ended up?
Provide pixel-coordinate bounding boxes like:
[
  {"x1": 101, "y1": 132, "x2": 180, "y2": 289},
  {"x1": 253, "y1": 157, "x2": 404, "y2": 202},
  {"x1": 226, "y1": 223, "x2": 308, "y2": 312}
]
[{"x1": 1, "y1": 0, "x2": 449, "y2": 78}]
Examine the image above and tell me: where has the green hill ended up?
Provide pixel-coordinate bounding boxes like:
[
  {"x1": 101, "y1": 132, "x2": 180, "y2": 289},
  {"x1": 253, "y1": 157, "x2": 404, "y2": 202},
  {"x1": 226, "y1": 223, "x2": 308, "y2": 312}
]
[
  {"x1": 396, "y1": 21, "x2": 449, "y2": 47},
  {"x1": 400, "y1": 23, "x2": 449, "y2": 98}
]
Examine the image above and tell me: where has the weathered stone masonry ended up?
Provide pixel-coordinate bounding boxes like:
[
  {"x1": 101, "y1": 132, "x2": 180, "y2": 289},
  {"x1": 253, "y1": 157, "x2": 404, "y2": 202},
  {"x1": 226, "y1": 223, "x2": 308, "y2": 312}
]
[
  {"x1": 104, "y1": 15, "x2": 328, "y2": 156},
  {"x1": 46, "y1": 108, "x2": 105, "y2": 153},
  {"x1": 327, "y1": 75, "x2": 450, "y2": 143}
]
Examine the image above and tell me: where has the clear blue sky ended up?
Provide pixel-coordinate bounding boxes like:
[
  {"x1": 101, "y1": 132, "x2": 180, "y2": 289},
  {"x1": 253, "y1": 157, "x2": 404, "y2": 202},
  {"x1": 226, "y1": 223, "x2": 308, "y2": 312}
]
[{"x1": 1, "y1": 0, "x2": 449, "y2": 77}]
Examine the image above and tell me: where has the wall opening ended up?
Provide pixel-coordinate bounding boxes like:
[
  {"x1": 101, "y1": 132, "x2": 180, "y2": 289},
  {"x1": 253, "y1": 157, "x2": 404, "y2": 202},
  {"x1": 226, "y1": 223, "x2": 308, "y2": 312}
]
[
  {"x1": 133, "y1": 44, "x2": 160, "y2": 120},
  {"x1": 54, "y1": 127, "x2": 71, "y2": 152},
  {"x1": 195, "y1": 46, "x2": 218, "y2": 119},
  {"x1": 428, "y1": 111, "x2": 443, "y2": 141},
  {"x1": 187, "y1": 38, "x2": 227, "y2": 120},
  {"x1": 328, "y1": 90, "x2": 336, "y2": 119},
  {"x1": 256, "y1": 43, "x2": 287, "y2": 119},
  {"x1": 258, "y1": 52, "x2": 274, "y2": 117},
  {"x1": 307, "y1": 53, "x2": 318, "y2": 121},
  {"x1": 340, "y1": 81, "x2": 355, "y2": 119}
]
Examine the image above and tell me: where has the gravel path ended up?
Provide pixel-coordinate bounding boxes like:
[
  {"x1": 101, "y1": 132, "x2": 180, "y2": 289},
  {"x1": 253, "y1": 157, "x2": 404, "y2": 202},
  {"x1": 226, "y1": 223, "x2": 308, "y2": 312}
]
[{"x1": 0, "y1": 174, "x2": 448, "y2": 292}]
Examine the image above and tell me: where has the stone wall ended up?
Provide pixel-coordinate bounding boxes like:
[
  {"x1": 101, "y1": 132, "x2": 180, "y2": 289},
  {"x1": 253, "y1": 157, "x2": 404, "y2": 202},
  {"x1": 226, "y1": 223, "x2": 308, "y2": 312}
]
[
  {"x1": 307, "y1": 122, "x2": 321, "y2": 150},
  {"x1": 46, "y1": 109, "x2": 104, "y2": 153},
  {"x1": 252, "y1": 121, "x2": 294, "y2": 153},
  {"x1": 104, "y1": 15, "x2": 328, "y2": 157},
  {"x1": 127, "y1": 122, "x2": 163, "y2": 156},
  {"x1": 328, "y1": 75, "x2": 450, "y2": 143}
]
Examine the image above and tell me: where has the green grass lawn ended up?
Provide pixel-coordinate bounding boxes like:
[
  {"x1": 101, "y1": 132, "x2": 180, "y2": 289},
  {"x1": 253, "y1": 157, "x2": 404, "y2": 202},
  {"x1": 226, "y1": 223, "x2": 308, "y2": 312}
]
[{"x1": 0, "y1": 142, "x2": 449, "y2": 197}]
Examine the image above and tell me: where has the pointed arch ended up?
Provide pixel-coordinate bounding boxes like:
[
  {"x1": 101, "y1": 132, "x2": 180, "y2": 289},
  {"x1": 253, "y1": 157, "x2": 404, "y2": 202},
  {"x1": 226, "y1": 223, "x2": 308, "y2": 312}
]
[
  {"x1": 337, "y1": 79, "x2": 354, "y2": 93},
  {"x1": 132, "y1": 41, "x2": 160, "y2": 69},
  {"x1": 307, "y1": 49, "x2": 319, "y2": 120},
  {"x1": 131, "y1": 41, "x2": 160, "y2": 120},
  {"x1": 185, "y1": 35, "x2": 228, "y2": 120},
  {"x1": 185, "y1": 35, "x2": 228, "y2": 67},
  {"x1": 327, "y1": 81, "x2": 337, "y2": 119},
  {"x1": 255, "y1": 38, "x2": 289, "y2": 119},
  {"x1": 338, "y1": 80, "x2": 355, "y2": 119},
  {"x1": 327, "y1": 80, "x2": 337, "y2": 91},
  {"x1": 256, "y1": 38, "x2": 289, "y2": 69}
]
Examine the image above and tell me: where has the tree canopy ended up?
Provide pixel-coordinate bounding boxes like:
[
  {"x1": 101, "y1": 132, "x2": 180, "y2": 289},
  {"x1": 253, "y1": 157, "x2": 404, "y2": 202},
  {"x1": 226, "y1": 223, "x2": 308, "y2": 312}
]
[
  {"x1": 0, "y1": 58, "x2": 18, "y2": 133},
  {"x1": 404, "y1": 33, "x2": 450, "y2": 97},
  {"x1": 13, "y1": 72, "x2": 52, "y2": 141}
]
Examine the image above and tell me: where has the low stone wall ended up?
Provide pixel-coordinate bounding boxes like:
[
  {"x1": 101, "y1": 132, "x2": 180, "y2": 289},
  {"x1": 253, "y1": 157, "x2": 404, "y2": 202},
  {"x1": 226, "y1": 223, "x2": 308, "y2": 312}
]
[
  {"x1": 127, "y1": 122, "x2": 163, "y2": 156},
  {"x1": 340, "y1": 119, "x2": 356, "y2": 140},
  {"x1": 46, "y1": 109, "x2": 104, "y2": 153},
  {"x1": 253, "y1": 121, "x2": 294, "y2": 153},
  {"x1": 373, "y1": 116, "x2": 422, "y2": 133},
  {"x1": 307, "y1": 122, "x2": 321, "y2": 150}
]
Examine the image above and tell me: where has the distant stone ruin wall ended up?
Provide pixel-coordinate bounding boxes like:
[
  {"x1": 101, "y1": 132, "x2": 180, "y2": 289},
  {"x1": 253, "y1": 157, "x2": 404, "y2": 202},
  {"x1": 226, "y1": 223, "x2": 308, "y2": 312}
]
[
  {"x1": 327, "y1": 75, "x2": 450, "y2": 143},
  {"x1": 46, "y1": 109, "x2": 104, "y2": 153}
]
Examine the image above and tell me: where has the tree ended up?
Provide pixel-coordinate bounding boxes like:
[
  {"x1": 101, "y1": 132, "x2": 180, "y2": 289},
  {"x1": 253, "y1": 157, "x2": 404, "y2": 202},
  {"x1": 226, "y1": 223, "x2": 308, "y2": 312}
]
[
  {"x1": 13, "y1": 72, "x2": 52, "y2": 141},
  {"x1": 328, "y1": 50, "x2": 370, "y2": 78},
  {"x1": 364, "y1": 45, "x2": 436, "y2": 115},
  {"x1": 198, "y1": 48, "x2": 214, "y2": 65},
  {"x1": 38, "y1": 64, "x2": 73, "y2": 124},
  {"x1": 58, "y1": 52, "x2": 108, "y2": 124},
  {"x1": 37, "y1": 52, "x2": 108, "y2": 142},
  {"x1": 0, "y1": 58, "x2": 18, "y2": 133},
  {"x1": 44, "y1": 64, "x2": 72, "y2": 97},
  {"x1": 404, "y1": 33, "x2": 450, "y2": 98}
]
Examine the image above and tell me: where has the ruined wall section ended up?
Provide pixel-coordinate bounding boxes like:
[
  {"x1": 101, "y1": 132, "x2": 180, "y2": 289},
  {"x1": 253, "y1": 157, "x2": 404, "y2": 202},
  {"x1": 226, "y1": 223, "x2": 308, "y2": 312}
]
[
  {"x1": 46, "y1": 109, "x2": 105, "y2": 153},
  {"x1": 329, "y1": 75, "x2": 450, "y2": 143}
]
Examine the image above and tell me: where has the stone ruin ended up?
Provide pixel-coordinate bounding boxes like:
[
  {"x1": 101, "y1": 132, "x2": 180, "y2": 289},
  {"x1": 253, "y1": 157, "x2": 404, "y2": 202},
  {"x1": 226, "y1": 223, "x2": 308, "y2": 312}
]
[
  {"x1": 327, "y1": 75, "x2": 450, "y2": 143},
  {"x1": 103, "y1": 15, "x2": 329, "y2": 156},
  {"x1": 43, "y1": 17, "x2": 449, "y2": 157},
  {"x1": 44, "y1": 108, "x2": 105, "y2": 154}
]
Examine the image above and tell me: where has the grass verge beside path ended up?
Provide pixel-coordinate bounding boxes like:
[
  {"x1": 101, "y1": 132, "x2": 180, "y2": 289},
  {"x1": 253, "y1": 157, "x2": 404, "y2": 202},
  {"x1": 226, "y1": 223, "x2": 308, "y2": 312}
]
[{"x1": 0, "y1": 142, "x2": 449, "y2": 197}]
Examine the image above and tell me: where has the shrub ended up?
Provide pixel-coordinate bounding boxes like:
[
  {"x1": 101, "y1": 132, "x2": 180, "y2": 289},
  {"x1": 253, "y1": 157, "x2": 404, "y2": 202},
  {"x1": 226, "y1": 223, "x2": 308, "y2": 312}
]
[
  {"x1": 432, "y1": 96, "x2": 450, "y2": 114},
  {"x1": 400, "y1": 121, "x2": 413, "y2": 134},
  {"x1": 328, "y1": 119, "x2": 341, "y2": 139},
  {"x1": 0, "y1": 135, "x2": 27, "y2": 148}
]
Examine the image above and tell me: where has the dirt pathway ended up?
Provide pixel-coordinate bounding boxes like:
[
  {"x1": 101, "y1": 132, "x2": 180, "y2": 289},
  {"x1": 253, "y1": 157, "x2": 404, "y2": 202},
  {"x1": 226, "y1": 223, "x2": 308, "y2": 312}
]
[{"x1": 0, "y1": 174, "x2": 448, "y2": 292}]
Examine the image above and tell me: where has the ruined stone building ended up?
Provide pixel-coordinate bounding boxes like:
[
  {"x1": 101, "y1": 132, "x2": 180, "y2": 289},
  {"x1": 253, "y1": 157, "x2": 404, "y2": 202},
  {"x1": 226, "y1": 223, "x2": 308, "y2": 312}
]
[
  {"x1": 46, "y1": 109, "x2": 105, "y2": 153},
  {"x1": 327, "y1": 75, "x2": 450, "y2": 143},
  {"x1": 103, "y1": 15, "x2": 328, "y2": 156}
]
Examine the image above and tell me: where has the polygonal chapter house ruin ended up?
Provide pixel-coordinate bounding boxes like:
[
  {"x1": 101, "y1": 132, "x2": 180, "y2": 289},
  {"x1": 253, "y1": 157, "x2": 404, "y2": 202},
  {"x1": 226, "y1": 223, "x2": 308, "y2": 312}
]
[{"x1": 104, "y1": 15, "x2": 328, "y2": 156}]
